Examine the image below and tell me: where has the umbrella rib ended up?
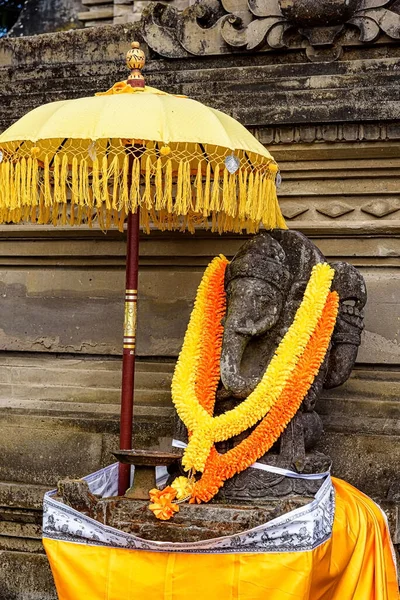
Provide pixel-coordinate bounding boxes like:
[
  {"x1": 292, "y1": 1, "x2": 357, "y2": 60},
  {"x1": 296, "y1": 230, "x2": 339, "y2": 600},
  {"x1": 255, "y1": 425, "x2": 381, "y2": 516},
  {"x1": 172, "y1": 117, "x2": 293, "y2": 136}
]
[
  {"x1": 49, "y1": 139, "x2": 68, "y2": 169},
  {"x1": 12, "y1": 141, "x2": 24, "y2": 158},
  {"x1": 244, "y1": 151, "x2": 254, "y2": 170},
  {"x1": 199, "y1": 143, "x2": 214, "y2": 175}
]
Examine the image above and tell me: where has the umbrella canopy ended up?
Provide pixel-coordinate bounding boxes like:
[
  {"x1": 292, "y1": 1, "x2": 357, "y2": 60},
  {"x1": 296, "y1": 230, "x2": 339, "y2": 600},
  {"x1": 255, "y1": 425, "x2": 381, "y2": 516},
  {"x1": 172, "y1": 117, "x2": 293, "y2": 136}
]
[
  {"x1": 0, "y1": 42, "x2": 286, "y2": 495},
  {"x1": 0, "y1": 47, "x2": 285, "y2": 234}
]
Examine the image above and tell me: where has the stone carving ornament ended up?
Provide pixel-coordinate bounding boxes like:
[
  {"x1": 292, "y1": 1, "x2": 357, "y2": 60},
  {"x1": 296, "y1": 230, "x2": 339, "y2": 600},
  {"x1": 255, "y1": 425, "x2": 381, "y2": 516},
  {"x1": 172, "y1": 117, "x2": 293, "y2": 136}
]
[{"x1": 142, "y1": 0, "x2": 400, "y2": 61}]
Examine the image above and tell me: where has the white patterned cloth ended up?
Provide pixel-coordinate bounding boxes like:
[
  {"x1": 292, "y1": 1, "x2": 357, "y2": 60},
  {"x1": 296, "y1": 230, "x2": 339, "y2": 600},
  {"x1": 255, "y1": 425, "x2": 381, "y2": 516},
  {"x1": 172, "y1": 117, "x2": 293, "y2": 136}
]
[{"x1": 43, "y1": 463, "x2": 335, "y2": 555}]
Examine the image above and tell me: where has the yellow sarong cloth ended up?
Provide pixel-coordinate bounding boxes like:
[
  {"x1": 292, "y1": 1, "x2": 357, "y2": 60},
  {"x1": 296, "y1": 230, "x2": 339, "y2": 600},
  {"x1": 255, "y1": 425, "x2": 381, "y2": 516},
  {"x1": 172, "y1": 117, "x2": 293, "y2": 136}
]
[{"x1": 43, "y1": 478, "x2": 398, "y2": 599}]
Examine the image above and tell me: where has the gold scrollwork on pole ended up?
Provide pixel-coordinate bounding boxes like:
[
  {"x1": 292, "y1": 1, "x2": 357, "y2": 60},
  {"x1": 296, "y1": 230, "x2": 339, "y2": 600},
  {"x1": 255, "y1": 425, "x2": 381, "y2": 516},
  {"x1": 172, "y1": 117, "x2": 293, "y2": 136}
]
[{"x1": 124, "y1": 301, "x2": 137, "y2": 338}]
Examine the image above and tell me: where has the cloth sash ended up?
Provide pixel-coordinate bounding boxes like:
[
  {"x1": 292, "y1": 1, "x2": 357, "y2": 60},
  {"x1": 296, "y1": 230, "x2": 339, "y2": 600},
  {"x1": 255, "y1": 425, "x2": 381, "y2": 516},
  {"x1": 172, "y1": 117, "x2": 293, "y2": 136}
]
[{"x1": 43, "y1": 464, "x2": 399, "y2": 599}]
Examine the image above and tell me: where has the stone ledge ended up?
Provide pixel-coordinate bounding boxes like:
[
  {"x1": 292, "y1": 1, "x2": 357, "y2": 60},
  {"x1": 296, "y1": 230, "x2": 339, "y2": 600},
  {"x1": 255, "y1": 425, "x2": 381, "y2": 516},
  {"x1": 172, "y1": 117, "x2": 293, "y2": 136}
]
[
  {"x1": 0, "y1": 481, "x2": 50, "y2": 511},
  {"x1": 78, "y1": 8, "x2": 114, "y2": 21}
]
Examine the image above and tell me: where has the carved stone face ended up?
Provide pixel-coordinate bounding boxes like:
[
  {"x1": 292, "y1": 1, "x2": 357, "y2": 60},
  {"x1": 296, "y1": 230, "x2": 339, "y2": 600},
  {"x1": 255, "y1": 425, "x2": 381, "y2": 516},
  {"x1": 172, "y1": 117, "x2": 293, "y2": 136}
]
[
  {"x1": 279, "y1": 0, "x2": 359, "y2": 27},
  {"x1": 224, "y1": 278, "x2": 283, "y2": 337},
  {"x1": 219, "y1": 232, "x2": 367, "y2": 402},
  {"x1": 220, "y1": 277, "x2": 283, "y2": 398}
]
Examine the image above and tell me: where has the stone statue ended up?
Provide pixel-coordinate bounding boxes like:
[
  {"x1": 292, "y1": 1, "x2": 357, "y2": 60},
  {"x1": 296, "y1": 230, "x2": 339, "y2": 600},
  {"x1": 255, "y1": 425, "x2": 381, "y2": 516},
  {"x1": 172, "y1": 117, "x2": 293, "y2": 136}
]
[{"x1": 175, "y1": 230, "x2": 366, "y2": 502}]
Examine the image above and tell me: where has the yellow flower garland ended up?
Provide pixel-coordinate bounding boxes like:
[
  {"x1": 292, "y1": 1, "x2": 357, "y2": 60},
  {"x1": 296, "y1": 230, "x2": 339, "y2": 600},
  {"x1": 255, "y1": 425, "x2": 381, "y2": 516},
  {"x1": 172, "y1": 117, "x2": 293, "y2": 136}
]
[{"x1": 172, "y1": 257, "x2": 335, "y2": 473}]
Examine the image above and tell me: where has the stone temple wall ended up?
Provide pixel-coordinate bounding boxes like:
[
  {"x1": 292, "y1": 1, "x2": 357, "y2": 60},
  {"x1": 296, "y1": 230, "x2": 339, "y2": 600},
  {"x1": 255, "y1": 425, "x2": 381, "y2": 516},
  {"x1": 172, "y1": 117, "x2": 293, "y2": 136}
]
[
  {"x1": 78, "y1": 0, "x2": 192, "y2": 28},
  {"x1": 0, "y1": 4, "x2": 399, "y2": 597}
]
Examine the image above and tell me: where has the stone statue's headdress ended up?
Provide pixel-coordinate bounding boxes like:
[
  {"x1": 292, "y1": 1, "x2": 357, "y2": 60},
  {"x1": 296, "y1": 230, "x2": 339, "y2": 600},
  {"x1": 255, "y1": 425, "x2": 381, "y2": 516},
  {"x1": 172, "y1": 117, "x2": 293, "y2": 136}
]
[{"x1": 225, "y1": 234, "x2": 291, "y2": 291}]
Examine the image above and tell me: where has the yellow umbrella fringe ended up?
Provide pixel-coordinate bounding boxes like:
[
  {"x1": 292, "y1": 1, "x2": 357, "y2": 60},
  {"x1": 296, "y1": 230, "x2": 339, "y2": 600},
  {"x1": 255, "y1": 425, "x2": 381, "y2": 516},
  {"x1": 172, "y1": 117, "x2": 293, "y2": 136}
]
[
  {"x1": 15, "y1": 161, "x2": 21, "y2": 209},
  {"x1": 44, "y1": 203, "x2": 51, "y2": 225},
  {"x1": 25, "y1": 158, "x2": 32, "y2": 206},
  {"x1": 130, "y1": 157, "x2": 140, "y2": 214},
  {"x1": 140, "y1": 206, "x2": 151, "y2": 234},
  {"x1": 61, "y1": 203, "x2": 68, "y2": 225},
  {"x1": 164, "y1": 160, "x2": 173, "y2": 213},
  {"x1": 101, "y1": 156, "x2": 110, "y2": 210},
  {"x1": 155, "y1": 157, "x2": 163, "y2": 211},
  {"x1": 111, "y1": 155, "x2": 119, "y2": 210},
  {"x1": 79, "y1": 159, "x2": 89, "y2": 207},
  {"x1": 210, "y1": 164, "x2": 221, "y2": 213},
  {"x1": 44, "y1": 155, "x2": 52, "y2": 207},
  {"x1": 184, "y1": 162, "x2": 192, "y2": 214},
  {"x1": 9, "y1": 163, "x2": 14, "y2": 210},
  {"x1": 118, "y1": 208, "x2": 125, "y2": 233},
  {"x1": 251, "y1": 172, "x2": 260, "y2": 221},
  {"x1": 113, "y1": 208, "x2": 119, "y2": 228},
  {"x1": 79, "y1": 160, "x2": 84, "y2": 207},
  {"x1": 106, "y1": 206, "x2": 113, "y2": 230},
  {"x1": 246, "y1": 171, "x2": 254, "y2": 218},
  {"x1": 222, "y1": 168, "x2": 229, "y2": 215},
  {"x1": 53, "y1": 154, "x2": 61, "y2": 206},
  {"x1": 85, "y1": 160, "x2": 92, "y2": 208},
  {"x1": 2, "y1": 164, "x2": 7, "y2": 208},
  {"x1": 77, "y1": 205, "x2": 83, "y2": 226},
  {"x1": 175, "y1": 161, "x2": 183, "y2": 215},
  {"x1": 0, "y1": 164, "x2": 4, "y2": 208},
  {"x1": 97, "y1": 206, "x2": 104, "y2": 231},
  {"x1": 92, "y1": 158, "x2": 102, "y2": 209},
  {"x1": 0, "y1": 155, "x2": 286, "y2": 232},
  {"x1": 229, "y1": 173, "x2": 237, "y2": 218},
  {"x1": 120, "y1": 155, "x2": 129, "y2": 212},
  {"x1": 188, "y1": 217, "x2": 195, "y2": 235},
  {"x1": 31, "y1": 159, "x2": 38, "y2": 207},
  {"x1": 71, "y1": 156, "x2": 79, "y2": 210},
  {"x1": 238, "y1": 170, "x2": 247, "y2": 220},
  {"x1": 203, "y1": 162, "x2": 211, "y2": 217},
  {"x1": 9, "y1": 163, "x2": 15, "y2": 210},
  {"x1": 262, "y1": 179, "x2": 276, "y2": 229},
  {"x1": 121, "y1": 155, "x2": 129, "y2": 212},
  {"x1": 143, "y1": 155, "x2": 152, "y2": 210},
  {"x1": 51, "y1": 203, "x2": 58, "y2": 227},
  {"x1": 87, "y1": 206, "x2": 93, "y2": 228},
  {"x1": 60, "y1": 155, "x2": 68, "y2": 205},
  {"x1": 0, "y1": 166, "x2": 3, "y2": 208},
  {"x1": 20, "y1": 158, "x2": 27, "y2": 207},
  {"x1": 194, "y1": 162, "x2": 203, "y2": 213}
]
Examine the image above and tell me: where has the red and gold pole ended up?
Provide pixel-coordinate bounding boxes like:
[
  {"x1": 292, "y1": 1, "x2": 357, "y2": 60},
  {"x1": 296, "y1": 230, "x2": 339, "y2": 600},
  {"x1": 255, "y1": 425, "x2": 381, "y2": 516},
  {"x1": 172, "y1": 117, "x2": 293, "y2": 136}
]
[
  {"x1": 118, "y1": 42, "x2": 146, "y2": 495},
  {"x1": 118, "y1": 209, "x2": 140, "y2": 495}
]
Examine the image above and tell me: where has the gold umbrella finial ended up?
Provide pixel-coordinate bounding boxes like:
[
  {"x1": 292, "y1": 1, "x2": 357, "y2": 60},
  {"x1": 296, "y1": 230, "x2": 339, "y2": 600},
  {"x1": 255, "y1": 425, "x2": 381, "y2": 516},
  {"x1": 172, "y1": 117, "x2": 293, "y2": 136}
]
[{"x1": 126, "y1": 42, "x2": 145, "y2": 89}]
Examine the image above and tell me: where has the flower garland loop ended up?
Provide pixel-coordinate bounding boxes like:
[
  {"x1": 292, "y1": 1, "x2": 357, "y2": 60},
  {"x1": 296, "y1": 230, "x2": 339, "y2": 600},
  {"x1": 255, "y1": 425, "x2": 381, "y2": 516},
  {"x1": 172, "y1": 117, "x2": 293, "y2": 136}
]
[
  {"x1": 190, "y1": 290, "x2": 339, "y2": 503},
  {"x1": 172, "y1": 257, "x2": 336, "y2": 473},
  {"x1": 149, "y1": 255, "x2": 339, "y2": 518}
]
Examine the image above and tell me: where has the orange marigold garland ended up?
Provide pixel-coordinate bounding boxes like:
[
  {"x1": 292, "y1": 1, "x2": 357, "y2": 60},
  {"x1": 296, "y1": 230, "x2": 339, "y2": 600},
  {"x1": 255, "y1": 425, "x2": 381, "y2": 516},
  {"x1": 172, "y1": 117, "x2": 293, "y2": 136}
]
[
  {"x1": 194, "y1": 257, "x2": 227, "y2": 416},
  {"x1": 190, "y1": 291, "x2": 339, "y2": 503},
  {"x1": 148, "y1": 261, "x2": 227, "y2": 520}
]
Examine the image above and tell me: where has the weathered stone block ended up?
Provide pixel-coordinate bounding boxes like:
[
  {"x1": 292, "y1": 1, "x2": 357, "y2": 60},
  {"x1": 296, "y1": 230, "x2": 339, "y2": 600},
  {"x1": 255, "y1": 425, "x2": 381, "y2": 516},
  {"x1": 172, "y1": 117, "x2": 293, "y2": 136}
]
[
  {"x1": 0, "y1": 423, "x2": 103, "y2": 486},
  {"x1": 0, "y1": 552, "x2": 56, "y2": 600},
  {"x1": 114, "y1": 4, "x2": 133, "y2": 16},
  {"x1": 78, "y1": 7, "x2": 114, "y2": 20}
]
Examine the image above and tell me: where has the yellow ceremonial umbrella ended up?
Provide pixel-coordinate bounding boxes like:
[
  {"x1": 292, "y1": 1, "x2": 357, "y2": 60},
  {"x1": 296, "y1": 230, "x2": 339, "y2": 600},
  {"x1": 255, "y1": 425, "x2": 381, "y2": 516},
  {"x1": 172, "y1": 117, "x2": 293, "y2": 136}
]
[{"x1": 0, "y1": 42, "x2": 285, "y2": 493}]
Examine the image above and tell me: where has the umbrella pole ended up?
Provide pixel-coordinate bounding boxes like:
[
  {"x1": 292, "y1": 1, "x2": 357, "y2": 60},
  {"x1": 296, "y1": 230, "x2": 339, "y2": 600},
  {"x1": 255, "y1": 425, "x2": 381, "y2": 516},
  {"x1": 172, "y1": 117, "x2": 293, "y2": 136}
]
[
  {"x1": 117, "y1": 45, "x2": 146, "y2": 495},
  {"x1": 118, "y1": 209, "x2": 140, "y2": 495}
]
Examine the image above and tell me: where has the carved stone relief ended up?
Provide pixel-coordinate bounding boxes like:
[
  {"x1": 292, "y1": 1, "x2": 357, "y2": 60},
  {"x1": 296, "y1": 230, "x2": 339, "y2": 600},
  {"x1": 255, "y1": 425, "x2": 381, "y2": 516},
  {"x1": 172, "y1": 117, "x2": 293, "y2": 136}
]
[{"x1": 142, "y1": 0, "x2": 400, "y2": 61}]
